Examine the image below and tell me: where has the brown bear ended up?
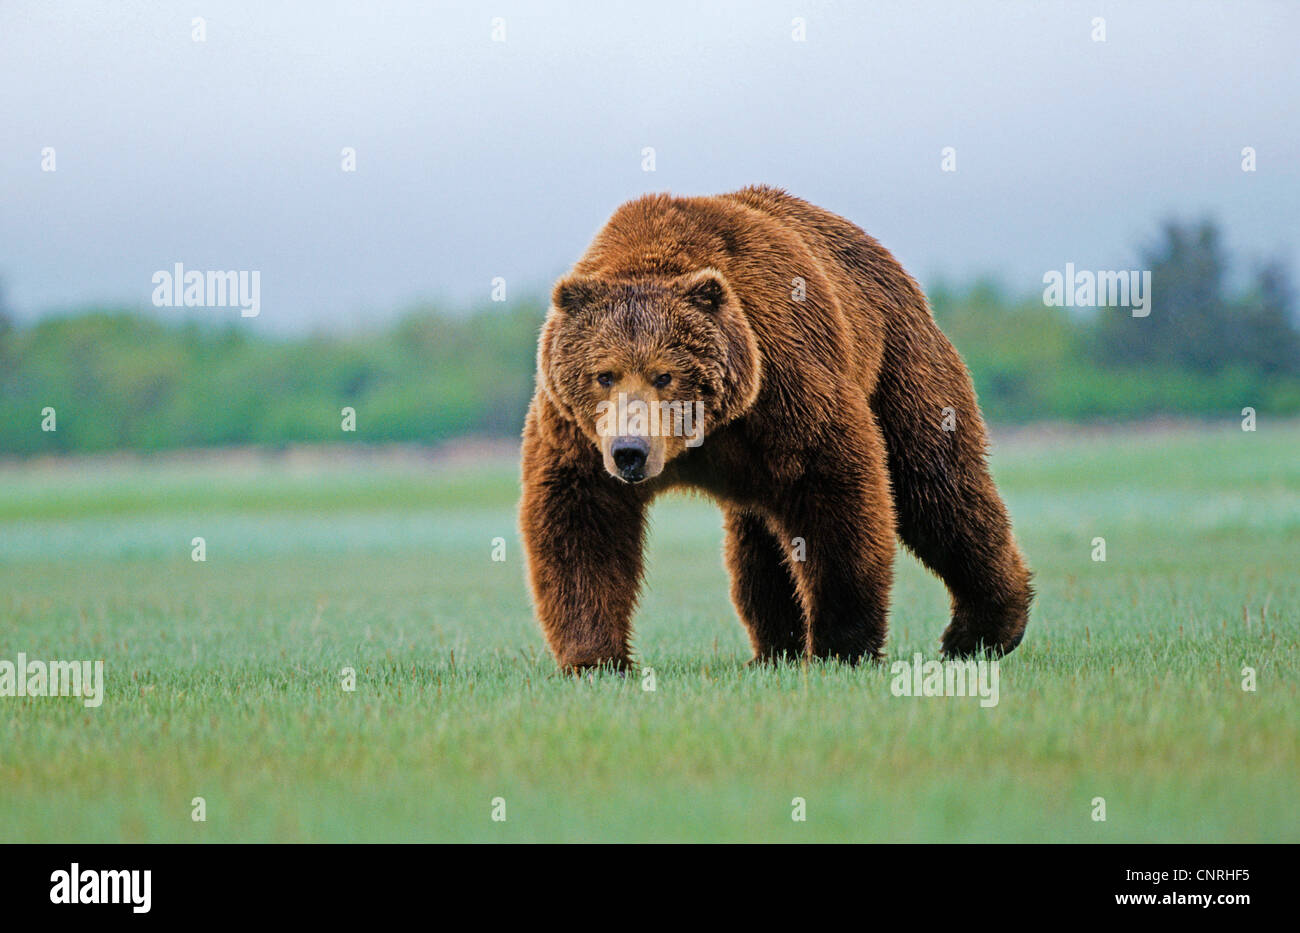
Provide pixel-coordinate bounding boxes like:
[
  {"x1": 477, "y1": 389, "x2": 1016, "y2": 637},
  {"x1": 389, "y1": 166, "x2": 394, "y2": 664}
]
[{"x1": 520, "y1": 186, "x2": 1032, "y2": 671}]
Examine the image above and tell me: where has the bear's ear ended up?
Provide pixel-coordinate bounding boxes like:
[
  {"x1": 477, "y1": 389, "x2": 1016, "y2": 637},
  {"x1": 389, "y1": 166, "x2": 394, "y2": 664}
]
[
  {"x1": 675, "y1": 268, "x2": 730, "y2": 314},
  {"x1": 551, "y1": 274, "x2": 603, "y2": 315}
]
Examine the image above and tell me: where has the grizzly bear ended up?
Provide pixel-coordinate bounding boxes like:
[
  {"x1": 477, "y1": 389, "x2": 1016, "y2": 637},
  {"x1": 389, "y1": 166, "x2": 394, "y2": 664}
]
[{"x1": 520, "y1": 186, "x2": 1032, "y2": 671}]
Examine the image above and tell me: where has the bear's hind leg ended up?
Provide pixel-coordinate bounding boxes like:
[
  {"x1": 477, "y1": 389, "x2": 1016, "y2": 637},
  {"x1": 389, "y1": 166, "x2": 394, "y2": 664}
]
[
  {"x1": 872, "y1": 348, "x2": 1033, "y2": 657},
  {"x1": 892, "y1": 444, "x2": 1032, "y2": 658},
  {"x1": 724, "y1": 508, "x2": 807, "y2": 663}
]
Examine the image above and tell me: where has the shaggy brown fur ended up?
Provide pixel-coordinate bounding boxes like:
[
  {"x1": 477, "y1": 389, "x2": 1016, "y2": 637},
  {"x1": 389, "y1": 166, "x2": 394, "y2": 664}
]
[{"x1": 520, "y1": 186, "x2": 1032, "y2": 671}]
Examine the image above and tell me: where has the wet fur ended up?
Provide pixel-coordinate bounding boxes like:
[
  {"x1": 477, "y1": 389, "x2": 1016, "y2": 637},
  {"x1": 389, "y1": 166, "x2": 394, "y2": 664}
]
[{"x1": 520, "y1": 186, "x2": 1032, "y2": 670}]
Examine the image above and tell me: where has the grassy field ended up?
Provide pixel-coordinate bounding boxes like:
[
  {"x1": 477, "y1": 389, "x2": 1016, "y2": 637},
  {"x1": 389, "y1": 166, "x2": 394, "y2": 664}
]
[{"x1": 0, "y1": 423, "x2": 1296, "y2": 843}]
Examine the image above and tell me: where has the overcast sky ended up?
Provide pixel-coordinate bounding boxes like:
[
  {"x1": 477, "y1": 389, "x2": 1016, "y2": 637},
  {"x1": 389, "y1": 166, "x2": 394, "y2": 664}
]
[{"x1": 2, "y1": 0, "x2": 1297, "y2": 332}]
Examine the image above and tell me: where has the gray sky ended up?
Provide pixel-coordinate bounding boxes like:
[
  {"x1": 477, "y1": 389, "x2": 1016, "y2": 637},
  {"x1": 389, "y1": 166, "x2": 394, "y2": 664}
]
[{"x1": 2, "y1": 0, "x2": 1297, "y2": 332}]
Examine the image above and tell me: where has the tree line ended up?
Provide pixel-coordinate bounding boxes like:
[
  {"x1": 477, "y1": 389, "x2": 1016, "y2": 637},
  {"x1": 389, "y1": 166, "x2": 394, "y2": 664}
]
[{"x1": 1, "y1": 219, "x2": 1296, "y2": 454}]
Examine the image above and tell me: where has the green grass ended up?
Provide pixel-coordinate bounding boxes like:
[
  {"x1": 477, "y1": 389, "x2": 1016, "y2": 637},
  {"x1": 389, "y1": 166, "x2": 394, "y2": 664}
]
[{"x1": 1, "y1": 423, "x2": 1297, "y2": 842}]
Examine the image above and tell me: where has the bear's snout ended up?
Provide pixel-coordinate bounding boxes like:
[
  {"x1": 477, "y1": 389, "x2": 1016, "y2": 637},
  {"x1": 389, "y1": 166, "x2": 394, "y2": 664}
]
[{"x1": 610, "y1": 436, "x2": 650, "y2": 482}]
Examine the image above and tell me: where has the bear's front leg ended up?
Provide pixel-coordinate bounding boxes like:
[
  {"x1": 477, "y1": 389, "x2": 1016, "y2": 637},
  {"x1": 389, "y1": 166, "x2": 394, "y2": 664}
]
[
  {"x1": 769, "y1": 418, "x2": 896, "y2": 663},
  {"x1": 519, "y1": 430, "x2": 648, "y2": 672}
]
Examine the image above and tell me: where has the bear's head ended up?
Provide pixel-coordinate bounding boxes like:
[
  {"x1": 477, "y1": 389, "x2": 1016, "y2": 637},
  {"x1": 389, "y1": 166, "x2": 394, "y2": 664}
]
[{"x1": 538, "y1": 267, "x2": 762, "y2": 483}]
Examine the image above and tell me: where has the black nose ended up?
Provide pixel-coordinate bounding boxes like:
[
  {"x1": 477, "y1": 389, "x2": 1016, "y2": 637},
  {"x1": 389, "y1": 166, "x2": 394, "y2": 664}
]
[{"x1": 611, "y1": 436, "x2": 649, "y2": 479}]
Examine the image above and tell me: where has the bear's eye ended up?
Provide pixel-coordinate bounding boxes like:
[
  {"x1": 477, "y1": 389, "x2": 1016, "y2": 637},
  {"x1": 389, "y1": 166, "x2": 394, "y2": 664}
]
[
  {"x1": 652, "y1": 373, "x2": 672, "y2": 389},
  {"x1": 596, "y1": 372, "x2": 615, "y2": 388}
]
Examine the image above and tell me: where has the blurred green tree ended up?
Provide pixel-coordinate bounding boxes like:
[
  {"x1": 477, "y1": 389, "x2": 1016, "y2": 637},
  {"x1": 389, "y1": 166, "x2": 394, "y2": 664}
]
[
  {"x1": 1092, "y1": 219, "x2": 1298, "y2": 376},
  {"x1": 2, "y1": 218, "x2": 1298, "y2": 455}
]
